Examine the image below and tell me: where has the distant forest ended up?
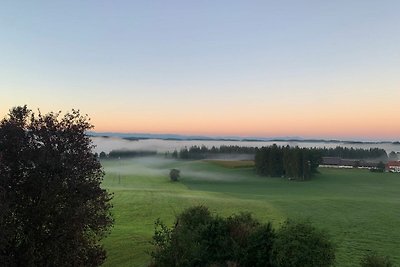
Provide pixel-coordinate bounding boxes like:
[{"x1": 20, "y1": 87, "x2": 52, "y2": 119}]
[
  {"x1": 100, "y1": 146, "x2": 389, "y2": 174},
  {"x1": 170, "y1": 145, "x2": 388, "y2": 161},
  {"x1": 170, "y1": 145, "x2": 256, "y2": 159},
  {"x1": 316, "y1": 147, "x2": 387, "y2": 160},
  {"x1": 102, "y1": 150, "x2": 157, "y2": 158}
]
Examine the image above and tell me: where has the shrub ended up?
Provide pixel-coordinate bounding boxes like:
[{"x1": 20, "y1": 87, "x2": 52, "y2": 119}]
[
  {"x1": 169, "y1": 169, "x2": 180, "y2": 181},
  {"x1": 272, "y1": 220, "x2": 335, "y2": 267},
  {"x1": 360, "y1": 251, "x2": 394, "y2": 267},
  {"x1": 151, "y1": 207, "x2": 336, "y2": 267},
  {"x1": 225, "y1": 213, "x2": 261, "y2": 264},
  {"x1": 151, "y1": 206, "x2": 218, "y2": 267},
  {"x1": 243, "y1": 223, "x2": 275, "y2": 267}
]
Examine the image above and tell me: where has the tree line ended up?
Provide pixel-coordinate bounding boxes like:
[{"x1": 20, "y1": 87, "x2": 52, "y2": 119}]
[
  {"x1": 255, "y1": 145, "x2": 321, "y2": 180},
  {"x1": 170, "y1": 145, "x2": 256, "y2": 159},
  {"x1": 100, "y1": 149, "x2": 157, "y2": 159},
  {"x1": 316, "y1": 147, "x2": 387, "y2": 160},
  {"x1": 169, "y1": 145, "x2": 388, "y2": 162}
]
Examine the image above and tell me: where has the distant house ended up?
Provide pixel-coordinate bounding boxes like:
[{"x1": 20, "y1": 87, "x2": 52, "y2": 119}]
[{"x1": 386, "y1": 161, "x2": 400, "y2": 173}]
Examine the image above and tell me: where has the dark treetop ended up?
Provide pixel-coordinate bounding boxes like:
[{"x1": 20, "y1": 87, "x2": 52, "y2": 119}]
[{"x1": 0, "y1": 106, "x2": 113, "y2": 267}]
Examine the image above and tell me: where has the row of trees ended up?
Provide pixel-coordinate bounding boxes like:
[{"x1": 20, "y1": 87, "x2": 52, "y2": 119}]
[
  {"x1": 255, "y1": 145, "x2": 321, "y2": 180},
  {"x1": 170, "y1": 145, "x2": 389, "y2": 162},
  {"x1": 170, "y1": 145, "x2": 256, "y2": 159},
  {"x1": 100, "y1": 149, "x2": 157, "y2": 159},
  {"x1": 316, "y1": 147, "x2": 387, "y2": 160}
]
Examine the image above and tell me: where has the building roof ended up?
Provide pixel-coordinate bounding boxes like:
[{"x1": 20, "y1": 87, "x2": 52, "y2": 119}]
[
  {"x1": 387, "y1": 161, "x2": 400, "y2": 167},
  {"x1": 322, "y1": 157, "x2": 341, "y2": 165},
  {"x1": 322, "y1": 157, "x2": 378, "y2": 167}
]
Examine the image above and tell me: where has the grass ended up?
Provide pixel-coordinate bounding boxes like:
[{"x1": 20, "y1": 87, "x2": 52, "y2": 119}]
[{"x1": 101, "y1": 158, "x2": 400, "y2": 267}]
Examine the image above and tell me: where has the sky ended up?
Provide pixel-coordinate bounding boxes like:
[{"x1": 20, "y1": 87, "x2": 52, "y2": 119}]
[{"x1": 1, "y1": 0, "x2": 399, "y2": 140}]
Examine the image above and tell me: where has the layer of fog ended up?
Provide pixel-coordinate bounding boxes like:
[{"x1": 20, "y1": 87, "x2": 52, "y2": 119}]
[
  {"x1": 104, "y1": 156, "x2": 171, "y2": 177},
  {"x1": 92, "y1": 137, "x2": 400, "y2": 155},
  {"x1": 98, "y1": 137, "x2": 398, "y2": 184},
  {"x1": 104, "y1": 156, "x2": 248, "y2": 183}
]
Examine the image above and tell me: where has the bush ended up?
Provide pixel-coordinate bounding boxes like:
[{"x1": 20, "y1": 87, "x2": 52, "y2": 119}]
[
  {"x1": 243, "y1": 223, "x2": 275, "y2": 267},
  {"x1": 151, "y1": 206, "x2": 218, "y2": 267},
  {"x1": 150, "y1": 206, "x2": 334, "y2": 267},
  {"x1": 360, "y1": 251, "x2": 394, "y2": 267},
  {"x1": 272, "y1": 220, "x2": 335, "y2": 267},
  {"x1": 225, "y1": 213, "x2": 261, "y2": 265},
  {"x1": 169, "y1": 169, "x2": 180, "y2": 181}
]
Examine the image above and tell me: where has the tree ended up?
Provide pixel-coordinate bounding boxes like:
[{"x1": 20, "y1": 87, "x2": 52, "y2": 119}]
[
  {"x1": 255, "y1": 145, "x2": 321, "y2": 180},
  {"x1": 0, "y1": 106, "x2": 113, "y2": 266},
  {"x1": 151, "y1": 205, "x2": 215, "y2": 267},
  {"x1": 99, "y1": 151, "x2": 107, "y2": 159},
  {"x1": 272, "y1": 220, "x2": 335, "y2": 267},
  {"x1": 244, "y1": 223, "x2": 275, "y2": 267},
  {"x1": 150, "y1": 206, "x2": 275, "y2": 267},
  {"x1": 370, "y1": 161, "x2": 386, "y2": 173},
  {"x1": 388, "y1": 151, "x2": 397, "y2": 160},
  {"x1": 169, "y1": 169, "x2": 180, "y2": 181}
]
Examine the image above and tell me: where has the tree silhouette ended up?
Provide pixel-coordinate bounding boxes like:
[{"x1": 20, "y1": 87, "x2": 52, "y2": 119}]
[{"x1": 0, "y1": 106, "x2": 113, "y2": 266}]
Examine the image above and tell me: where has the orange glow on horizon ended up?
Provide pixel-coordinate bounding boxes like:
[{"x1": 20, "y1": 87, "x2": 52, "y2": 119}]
[{"x1": 91, "y1": 107, "x2": 400, "y2": 140}]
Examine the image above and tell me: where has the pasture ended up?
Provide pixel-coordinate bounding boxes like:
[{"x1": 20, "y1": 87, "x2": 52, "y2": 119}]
[{"x1": 101, "y1": 157, "x2": 400, "y2": 267}]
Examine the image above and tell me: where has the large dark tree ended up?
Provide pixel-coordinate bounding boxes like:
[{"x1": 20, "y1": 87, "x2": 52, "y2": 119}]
[
  {"x1": 255, "y1": 146, "x2": 321, "y2": 180},
  {"x1": 0, "y1": 106, "x2": 113, "y2": 267}
]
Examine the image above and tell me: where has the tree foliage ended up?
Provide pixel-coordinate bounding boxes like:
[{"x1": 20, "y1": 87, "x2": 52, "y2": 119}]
[
  {"x1": 317, "y1": 146, "x2": 387, "y2": 160},
  {"x1": 173, "y1": 145, "x2": 387, "y2": 162},
  {"x1": 151, "y1": 206, "x2": 334, "y2": 267},
  {"x1": 388, "y1": 151, "x2": 398, "y2": 160},
  {"x1": 371, "y1": 161, "x2": 386, "y2": 173},
  {"x1": 169, "y1": 169, "x2": 180, "y2": 182},
  {"x1": 255, "y1": 145, "x2": 321, "y2": 180},
  {"x1": 151, "y1": 206, "x2": 272, "y2": 267},
  {"x1": 176, "y1": 145, "x2": 256, "y2": 159},
  {"x1": 272, "y1": 220, "x2": 335, "y2": 267},
  {"x1": 0, "y1": 106, "x2": 113, "y2": 266},
  {"x1": 107, "y1": 149, "x2": 156, "y2": 158}
]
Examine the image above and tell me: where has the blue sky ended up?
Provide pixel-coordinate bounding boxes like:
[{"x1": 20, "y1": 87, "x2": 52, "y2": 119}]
[{"x1": 1, "y1": 1, "x2": 399, "y2": 139}]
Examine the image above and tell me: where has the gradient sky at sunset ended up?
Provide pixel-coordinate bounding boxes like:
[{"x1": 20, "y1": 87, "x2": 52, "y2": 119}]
[{"x1": 1, "y1": 1, "x2": 399, "y2": 140}]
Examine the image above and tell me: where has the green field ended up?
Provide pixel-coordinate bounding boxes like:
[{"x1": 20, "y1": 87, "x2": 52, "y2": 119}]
[{"x1": 101, "y1": 157, "x2": 400, "y2": 267}]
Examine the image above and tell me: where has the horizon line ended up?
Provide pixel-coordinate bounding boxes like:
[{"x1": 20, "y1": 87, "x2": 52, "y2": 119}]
[{"x1": 89, "y1": 131, "x2": 400, "y2": 143}]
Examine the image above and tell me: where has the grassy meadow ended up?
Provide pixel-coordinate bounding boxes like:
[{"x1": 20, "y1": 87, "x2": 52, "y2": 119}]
[{"x1": 101, "y1": 157, "x2": 400, "y2": 267}]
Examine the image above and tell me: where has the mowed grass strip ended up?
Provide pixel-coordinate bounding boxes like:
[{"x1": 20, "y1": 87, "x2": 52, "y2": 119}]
[{"x1": 101, "y1": 158, "x2": 400, "y2": 267}]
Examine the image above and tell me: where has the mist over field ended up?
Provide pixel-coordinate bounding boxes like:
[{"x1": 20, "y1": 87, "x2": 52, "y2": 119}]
[
  {"x1": 92, "y1": 136, "x2": 400, "y2": 154},
  {"x1": 103, "y1": 157, "x2": 249, "y2": 183}
]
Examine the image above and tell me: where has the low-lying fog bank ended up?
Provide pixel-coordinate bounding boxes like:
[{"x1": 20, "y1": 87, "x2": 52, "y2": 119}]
[
  {"x1": 102, "y1": 156, "x2": 249, "y2": 182},
  {"x1": 92, "y1": 137, "x2": 400, "y2": 154}
]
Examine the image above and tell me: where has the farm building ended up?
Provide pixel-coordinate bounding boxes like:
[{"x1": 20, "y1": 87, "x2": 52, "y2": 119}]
[
  {"x1": 386, "y1": 161, "x2": 400, "y2": 172},
  {"x1": 321, "y1": 157, "x2": 378, "y2": 169}
]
